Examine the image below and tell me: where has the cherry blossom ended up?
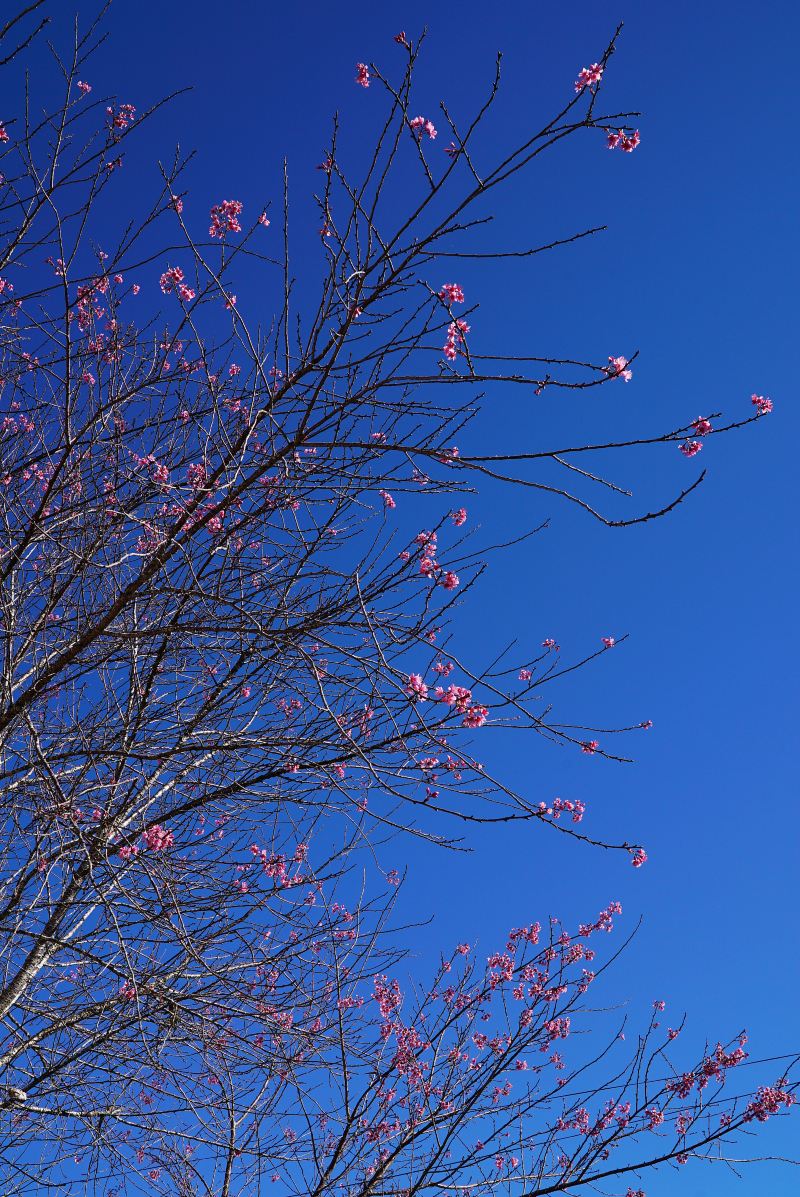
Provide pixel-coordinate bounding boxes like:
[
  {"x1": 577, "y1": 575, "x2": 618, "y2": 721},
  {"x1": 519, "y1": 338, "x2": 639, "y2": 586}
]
[
  {"x1": 751, "y1": 393, "x2": 773, "y2": 415},
  {"x1": 405, "y1": 673, "x2": 429, "y2": 702},
  {"x1": 607, "y1": 128, "x2": 641, "y2": 152},
  {"x1": 679, "y1": 439, "x2": 702, "y2": 458},
  {"x1": 575, "y1": 63, "x2": 604, "y2": 92},
  {"x1": 439, "y1": 283, "x2": 465, "y2": 305},
  {"x1": 356, "y1": 62, "x2": 370, "y2": 87},
  {"x1": 409, "y1": 115, "x2": 437, "y2": 140},
  {"x1": 607, "y1": 355, "x2": 632, "y2": 381},
  {"x1": 209, "y1": 199, "x2": 243, "y2": 239}
]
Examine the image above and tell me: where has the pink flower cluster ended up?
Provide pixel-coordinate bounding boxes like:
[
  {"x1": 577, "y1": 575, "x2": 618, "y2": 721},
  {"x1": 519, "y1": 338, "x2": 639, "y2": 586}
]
[
  {"x1": 606, "y1": 355, "x2": 632, "y2": 382},
  {"x1": 409, "y1": 115, "x2": 437, "y2": 140},
  {"x1": 538, "y1": 797, "x2": 586, "y2": 824},
  {"x1": 679, "y1": 439, "x2": 702, "y2": 458},
  {"x1": 107, "y1": 103, "x2": 136, "y2": 131},
  {"x1": 439, "y1": 283, "x2": 465, "y2": 305},
  {"x1": 159, "y1": 265, "x2": 195, "y2": 302},
  {"x1": 607, "y1": 129, "x2": 640, "y2": 152},
  {"x1": 631, "y1": 847, "x2": 647, "y2": 868},
  {"x1": 209, "y1": 199, "x2": 243, "y2": 239},
  {"x1": 691, "y1": 416, "x2": 713, "y2": 436},
  {"x1": 751, "y1": 393, "x2": 773, "y2": 415},
  {"x1": 355, "y1": 62, "x2": 370, "y2": 87},
  {"x1": 142, "y1": 824, "x2": 174, "y2": 852},
  {"x1": 743, "y1": 1079, "x2": 795, "y2": 1123},
  {"x1": 405, "y1": 673, "x2": 428, "y2": 702},
  {"x1": 443, "y1": 318, "x2": 470, "y2": 362},
  {"x1": 575, "y1": 63, "x2": 604, "y2": 92}
]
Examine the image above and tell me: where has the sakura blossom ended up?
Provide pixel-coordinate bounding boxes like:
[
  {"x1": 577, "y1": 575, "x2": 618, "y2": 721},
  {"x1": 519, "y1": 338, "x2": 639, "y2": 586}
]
[
  {"x1": 439, "y1": 283, "x2": 465, "y2": 305},
  {"x1": 355, "y1": 62, "x2": 370, "y2": 87},
  {"x1": 607, "y1": 355, "x2": 632, "y2": 381},
  {"x1": 607, "y1": 128, "x2": 641, "y2": 152},
  {"x1": 679, "y1": 439, "x2": 702, "y2": 458},
  {"x1": 209, "y1": 198, "x2": 243, "y2": 238},
  {"x1": 409, "y1": 115, "x2": 437, "y2": 140},
  {"x1": 751, "y1": 393, "x2": 773, "y2": 414},
  {"x1": 405, "y1": 673, "x2": 429, "y2": 702},
  {"x1": 443, "y1": 318, "x2": 470, "y2": 361},
  {"x1": 575, "y1": 63, "x2": 604, "y2": 92}
]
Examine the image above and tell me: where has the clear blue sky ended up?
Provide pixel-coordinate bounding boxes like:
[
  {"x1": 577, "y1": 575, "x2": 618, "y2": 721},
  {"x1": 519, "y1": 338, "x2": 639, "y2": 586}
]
[{"x1": 33, "y1": 1, "x2": 800, "y2": 1190}]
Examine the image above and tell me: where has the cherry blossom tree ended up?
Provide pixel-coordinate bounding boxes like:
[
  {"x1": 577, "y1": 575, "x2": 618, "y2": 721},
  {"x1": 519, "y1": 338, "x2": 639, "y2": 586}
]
[{"x1": 0, "y1": 5, "x2": 792, "y2": 1195}]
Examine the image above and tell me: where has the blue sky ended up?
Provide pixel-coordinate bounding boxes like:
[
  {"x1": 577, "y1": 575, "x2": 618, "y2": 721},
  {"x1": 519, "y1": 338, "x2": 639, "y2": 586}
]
[{"x1": 27, "y1": 0, "x2": 800, "y2": 1190}]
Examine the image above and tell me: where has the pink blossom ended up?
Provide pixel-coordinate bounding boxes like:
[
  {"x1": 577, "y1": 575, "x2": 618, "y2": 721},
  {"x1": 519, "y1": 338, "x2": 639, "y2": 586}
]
[
  {"x1": 187, "y1": 462, "x2": 207, "y2": 489},
  {"x1": 606, "y1": 355, "x2": 632, "y2": 381},
  {"x1": 451, "y1": 507, "x2": 467, "y2": 527},
  {"x1": 106, "y1": 103, "x2": 136, "y2": 131},
  {"x1": 462, "y1": 704, "x2": 488, "y2": 728},
  {"x1": 355, "y1": 62, "x2": 370, "y2": 88},
  {"x1": 160, "y1": 265, "x2": 186, "y2": 295},
  {"x1": 575, "y1": 63, "x2": 604, "y2": 92},
  {"x1": 441, "y1": 571, "x2": 459, "y2": 590},
  {"x1": 601, "y1": 636, "x2": 615, "y2": 649},
  {"x1": 680, "y1": 439, "x2": 702, "y2": 458},
  {"x1": 607, "y1": 128, "x2": 640, "y2": 152},
  {"x1": 751, "y1": 393, "x2": 773, "y2": 415},
  {"x1": 581, "y1": 740, "x2": 599, "y2": 754},
  {"x1": 439, "y1": 283, "x2": 465, "y2": 305},
  {"x1": 409, "y1": 115, "x2": 437, "y2": 140},
  {"x1": 519, "y1": 668, "x2": 532, "y2": 681},
  {"x1": 0, "y1": 123, "x2": 7, "y2": 143},
  {"x1": 443, "y1": 318, "x2": 470, "y2": 361},
  {"x1": 77, "y1": 80, "x2": 92, "y2": 95},
  {"x1": 691, "y1": 416, "x2": 713, "y2": 436},
  {"x1": 743, "y1": 1080, "x2": 795, "y2": 1122},
  {"x1": 631, "y1": 847, "x2": 648, "y2": 868},
  {"x1": 143, "y1": 824, "x2": 174, "y2": 852},
  {"x1": 379, "y1": 489, "x2": 396, "y2": 509},
  {"x1": 394, "y1": 31, "x2": 409, "y2": 46},
  {"x1": 405, "y1": 673, "x2": 429, "y2": 702},
  {"x1": 542, "y1": 638, "x2": 559, "y2": 650},
  {"x1": 209, "y1": 199, "x2": 243, "y2": 239},
  {"x1": 259, "y1": 211, "x2": 271, "y2": 226}
]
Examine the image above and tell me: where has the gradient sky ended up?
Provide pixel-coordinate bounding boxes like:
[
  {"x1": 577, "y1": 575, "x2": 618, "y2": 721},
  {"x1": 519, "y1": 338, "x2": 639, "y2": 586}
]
[{"x1": 25, "y1": 1, "x2": 800, "y2": 1191}]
